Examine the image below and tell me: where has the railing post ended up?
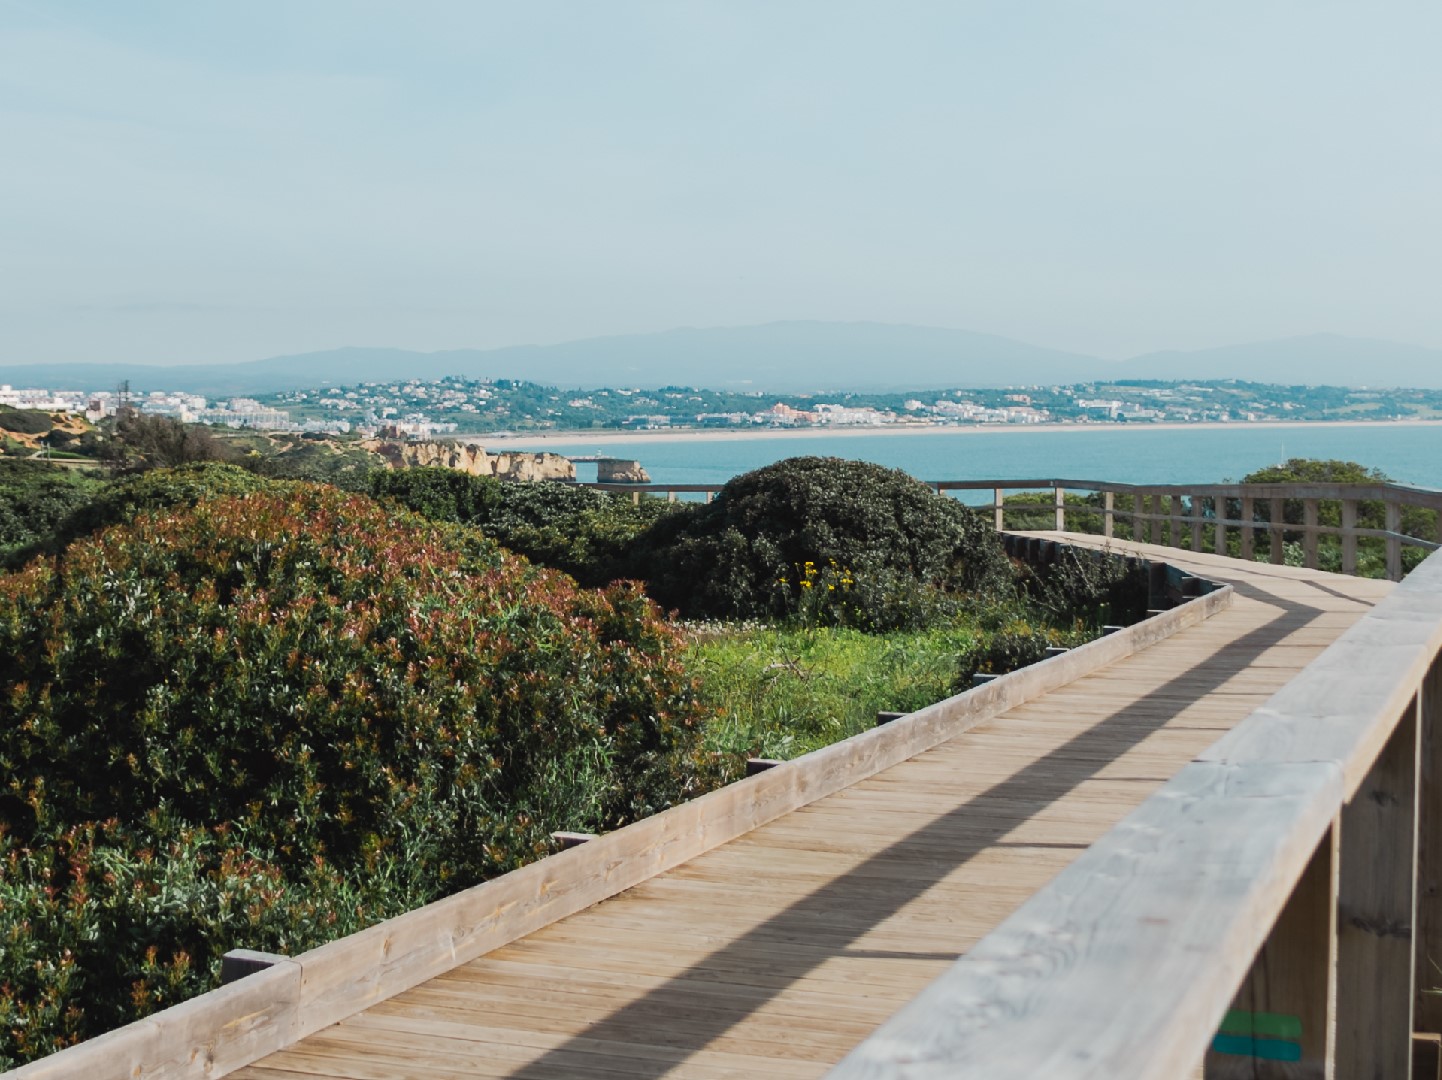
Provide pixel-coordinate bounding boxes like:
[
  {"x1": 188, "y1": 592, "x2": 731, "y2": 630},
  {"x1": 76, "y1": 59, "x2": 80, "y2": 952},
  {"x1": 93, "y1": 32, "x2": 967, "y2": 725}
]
[
  {"x1": 1103, "y1": 490, "x2": 1115, "y2": 539},
  {"x1": 1342, "y1": 499, "x2": 1358, "y2": 576},
  {"x1": 1241, "y1": 495, "x2": 1256, "y2": 561},
  {"x1": 1149, "y1": 492, "x2": 1163, "y2": 546},
  {"x1": 1270, "y1": 496, "x2": 1287, "y2": 565},
  {"x1": 1417, "y1": 656, "x2": 1442, "y2": 1037},
  {"x1": 993, "y1": 487, "x2": 1004, "y2": 531},
  {"x1": 1302, "y1": 499, "x2": 1319, "y2": 569},
  {"x1": 1054, "y1": 485, "x2": 1066, "y2": 532},
  {"x1": 1388, "y1": 500, "x2": 1403, "y2": 581},
  {"x1": 1169, "y1": 494, "x2": 1182, "y2": 548},
  {"x1": 1205, "y1": 827, "x2": 1336, "y2": 1078},
  {"x1": 1216, "y1": 496, "x2": 1228, "y2": 557},
  {"x1": 1191, "y1": 495, "x2": 1204, "y2": 552},
  {"x1": 1335, "y1": 696, "x2": 1420, "y2": 1075}
]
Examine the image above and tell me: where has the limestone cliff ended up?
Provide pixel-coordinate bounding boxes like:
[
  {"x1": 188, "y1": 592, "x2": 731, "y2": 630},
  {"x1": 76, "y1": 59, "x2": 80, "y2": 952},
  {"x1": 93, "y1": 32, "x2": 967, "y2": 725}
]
[{"x1": 362, "y1": 440, "x2": 576, "y2": 481}]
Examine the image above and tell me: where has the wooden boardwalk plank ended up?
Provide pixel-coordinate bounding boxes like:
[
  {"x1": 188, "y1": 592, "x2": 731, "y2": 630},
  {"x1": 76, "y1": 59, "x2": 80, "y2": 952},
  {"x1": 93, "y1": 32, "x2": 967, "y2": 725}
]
[{"x1": 231, "y1": 537, "x2": 1388, "y2": 1080}]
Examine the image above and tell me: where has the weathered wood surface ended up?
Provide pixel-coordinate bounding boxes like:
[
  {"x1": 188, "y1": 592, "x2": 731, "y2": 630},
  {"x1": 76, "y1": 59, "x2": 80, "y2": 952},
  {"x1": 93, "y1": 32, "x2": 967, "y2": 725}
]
[
  {"x1": 829, "y1": 540, "x2": 1430, "y2": 1080},
  {"x1": 1334, "y1": 700, "x2": 1418, "y2": 1077},
  {"x1": 207, "y1": 540, "x2": 1387, "y2": 1080}
]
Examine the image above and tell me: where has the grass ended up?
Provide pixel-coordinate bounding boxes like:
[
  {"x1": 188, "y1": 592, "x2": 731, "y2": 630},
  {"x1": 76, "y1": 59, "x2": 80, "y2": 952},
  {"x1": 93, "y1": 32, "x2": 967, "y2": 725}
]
[{"x1": 686, "y1": 623, "x2": 984, "y2": 760}]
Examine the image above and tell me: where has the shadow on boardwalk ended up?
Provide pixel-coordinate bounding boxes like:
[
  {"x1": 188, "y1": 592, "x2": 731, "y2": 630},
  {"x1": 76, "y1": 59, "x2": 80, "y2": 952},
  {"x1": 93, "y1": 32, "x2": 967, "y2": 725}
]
[{"x1": 496, "y1": 583, "x2": 1323, "y2": 1079}]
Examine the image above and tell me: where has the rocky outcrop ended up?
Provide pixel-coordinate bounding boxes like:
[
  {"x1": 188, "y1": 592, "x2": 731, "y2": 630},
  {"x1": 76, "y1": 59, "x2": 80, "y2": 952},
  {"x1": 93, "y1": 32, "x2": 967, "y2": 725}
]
[
  {"x1": 596, "y1": 458, "x2": 652, "y2": 483},
  {"x1": 363, "y1": 440, "x2": 576, "y2": 482}
]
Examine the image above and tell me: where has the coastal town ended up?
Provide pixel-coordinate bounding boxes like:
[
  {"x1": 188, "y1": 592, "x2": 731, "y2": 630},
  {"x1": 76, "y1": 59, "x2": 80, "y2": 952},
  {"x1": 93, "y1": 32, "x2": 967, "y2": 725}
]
[{"x1": 4, "y1": 376, "x2": 1442, "y2": 439}]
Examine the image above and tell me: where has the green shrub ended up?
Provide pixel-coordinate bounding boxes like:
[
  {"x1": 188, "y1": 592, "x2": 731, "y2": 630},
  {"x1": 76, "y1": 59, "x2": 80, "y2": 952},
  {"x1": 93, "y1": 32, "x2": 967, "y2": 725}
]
[
  {"x1": 0, "y1": 462, "x2": 103, "y2": 570},
  {"x1": 253, "y1": 440, "x2": 384, "y2": 490},
  {"x1": 0, "y1": 408, "x2": 54, "y2": 436},
  {"x1": 0, "y1": 486, "x2": 711, "y2": 859},
  {"x1": 370, "y1": 468, "x2": 677, "y2": 586},
  {"x1": 26, "y1": 462, "x2": 278, "y2": 562},
  {"x1": 636, "y1": 457, "x2": 1010, "y2": 624},
  {"x1": 0, "y1": 485, "x2": 716, "y2": 1060},
  {"x1": 0, "y1": 818, "x2": 395, "y2": 1067},
  {"x1": 1015, "y1": 547, "x2": 1149, "y2": 629}
]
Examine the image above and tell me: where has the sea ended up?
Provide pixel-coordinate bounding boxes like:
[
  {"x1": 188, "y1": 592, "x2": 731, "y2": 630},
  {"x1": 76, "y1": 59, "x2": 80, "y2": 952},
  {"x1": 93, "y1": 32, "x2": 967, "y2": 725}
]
[{"x1": 486, "y1": 423, "x2": 1442, "y2": 499}]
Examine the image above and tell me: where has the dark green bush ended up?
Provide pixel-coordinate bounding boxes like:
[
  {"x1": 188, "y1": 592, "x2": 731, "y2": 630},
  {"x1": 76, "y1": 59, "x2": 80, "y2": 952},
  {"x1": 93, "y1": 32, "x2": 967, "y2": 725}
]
[
  {"x1": 370, "y1": 468, "x2": 677, "y2": 586},
  {"x1": 0, "y1": 485, "x2": 715, "y2": 1061},
  {"x1": 1016, "y1": 547, "x2": 1149, "y2": 629},
  {"x1": 0, "y1": 407, "x2": 54, "y2": 436},
  {"x1": 0, "y1": 462, "x2": 103, "y2": 569},
  {"x1": 956, "y1": 618, "x2": 1092, "y2": 684},
  {"x1": 636, "y1": 457, "x2": 1010, "y2": 625},
  {"x1": 29, "y1": 462, "x2": 277, "y2": 561},
  {"x1": 102, "y1": 411, "x2": 235, "y2": 472},
  {"x1": 0, "y1": 818, "x2": 396, "y2": 1066},
  {"x1": 252, "y1": 440, "x2": 383, "y2": 490}
]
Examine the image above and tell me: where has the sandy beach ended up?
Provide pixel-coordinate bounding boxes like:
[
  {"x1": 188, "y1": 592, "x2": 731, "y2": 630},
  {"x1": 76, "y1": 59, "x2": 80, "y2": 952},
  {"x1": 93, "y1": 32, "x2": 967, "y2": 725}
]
[{"x1": 472, "y1": 418, "x2": 1442, "y2": 449}]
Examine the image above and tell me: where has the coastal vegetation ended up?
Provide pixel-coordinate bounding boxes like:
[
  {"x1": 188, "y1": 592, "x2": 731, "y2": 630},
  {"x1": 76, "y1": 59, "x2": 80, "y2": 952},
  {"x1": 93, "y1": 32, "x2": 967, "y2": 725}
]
[
  {"x1": 0, "y1": 479, "x2": 716, "y2": 1064},
  {"x1": 0, "y1": 447, "x2": 1407, "y2": 1065}
]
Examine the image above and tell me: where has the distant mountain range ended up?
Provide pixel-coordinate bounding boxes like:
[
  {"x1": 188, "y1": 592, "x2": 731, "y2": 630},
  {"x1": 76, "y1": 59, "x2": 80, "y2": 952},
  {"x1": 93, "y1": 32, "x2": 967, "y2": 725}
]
[{"x1": 5, "y1": 323, "x2": 1441, "y2": 395}]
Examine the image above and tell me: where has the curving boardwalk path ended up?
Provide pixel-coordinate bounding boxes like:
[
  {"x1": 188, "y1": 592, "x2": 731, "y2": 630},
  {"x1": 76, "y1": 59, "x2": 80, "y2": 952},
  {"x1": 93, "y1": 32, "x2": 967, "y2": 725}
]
[{"x1": 232, "y1": 538, "x2": 1392, "y2": 1080}]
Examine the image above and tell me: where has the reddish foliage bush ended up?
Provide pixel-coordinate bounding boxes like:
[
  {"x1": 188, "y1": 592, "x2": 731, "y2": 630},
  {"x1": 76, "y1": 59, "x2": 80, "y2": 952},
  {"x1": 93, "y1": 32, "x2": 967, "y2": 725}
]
[{"x1": 0, "y1": 485, "x2": 715, "y2": 1063}]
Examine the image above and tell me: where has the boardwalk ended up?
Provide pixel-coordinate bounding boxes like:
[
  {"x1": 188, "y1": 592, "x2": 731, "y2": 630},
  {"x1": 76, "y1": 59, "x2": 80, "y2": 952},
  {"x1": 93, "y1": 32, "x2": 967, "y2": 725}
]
[{"x1": 226, "y1": 538, "x2": 1391, "y2": 1080}]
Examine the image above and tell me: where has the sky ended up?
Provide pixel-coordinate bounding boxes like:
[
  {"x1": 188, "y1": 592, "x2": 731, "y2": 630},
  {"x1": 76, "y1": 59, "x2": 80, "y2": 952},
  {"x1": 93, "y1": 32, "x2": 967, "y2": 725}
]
[{"x1": 2, "y1": 1, "x2": 1440, "y2": 366}]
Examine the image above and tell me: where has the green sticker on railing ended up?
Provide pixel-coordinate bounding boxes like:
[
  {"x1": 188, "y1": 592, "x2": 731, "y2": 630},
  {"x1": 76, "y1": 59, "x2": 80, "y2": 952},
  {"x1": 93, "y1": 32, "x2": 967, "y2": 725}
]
[
  {"x1": 1211, "y1": 1034, "x2": 1303, "y2": 1062},
  {"x1": 1217, "y1": 1008, "x2": 1303, "y2": 1040}
]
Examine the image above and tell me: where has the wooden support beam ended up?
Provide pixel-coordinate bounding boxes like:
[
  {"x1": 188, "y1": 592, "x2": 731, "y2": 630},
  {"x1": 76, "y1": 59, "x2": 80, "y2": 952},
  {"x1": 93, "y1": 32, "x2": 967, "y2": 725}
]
[
  {"x1": 1053, "y1": 485, "x2": 1066, "y2": 531},
  {"x1": 1216, "y1": 497, "x2": 1228, "y2": 558},
  {"x1": 1170, "y1": 494, "x2": 1183, "y2": 548},
  {"x1": 1415, "y1": 1034, "x2": 1442, "y2": 1080},
  {"x1": 220, "y1": 949, "x2": 288, "y2": 986},
  {"x1": 1270, "y1": 496, "x2": 1287, "y2": 565},
  {"x1": 1149, "y1": 492, "x2": 1163, "y2": 546},
  {"x1": 1335, "y1": 698, "x2": 1419, "y2": 1077},
  {"x1": 1103, "y1": 490, "x2": 1115, "y2": 539},
  {"x1": 1204, "y1": 826, "x2": 1336, "y2": 1079},
  {"x1": 1389, "y1": 500, "x2": 1404, "y2": 581},
  {"x1": 1241, "y1": 496, "x2": 1256, "y2": 561},
  {"x1": 1342, "y1": 500, "x2": 1358, "y2": 576},
  {"x1": 1191, "y1": 496, "x2": 1204, "y2": 552},
  {"x1": 549, "y1": 831, "x2": 598, "y2": 850},
  {"x1": 1417, "y1": 656, "x2": 1442, "y2": 1034},
  {"x1": 993, "y1": 487, "x2": 1004, "y2": 531},
  {"x1": 1148, "y1": 561, "x2": 1168, "y2": 611},
  {"x1": 1302, "y1": 499, "x2": 1319, "y2": 569}
]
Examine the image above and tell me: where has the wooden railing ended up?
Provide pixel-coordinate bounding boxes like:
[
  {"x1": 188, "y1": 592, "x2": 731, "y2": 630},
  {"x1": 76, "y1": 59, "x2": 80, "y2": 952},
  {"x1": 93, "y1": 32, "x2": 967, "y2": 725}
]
[
  {"x1": 827, "y1": 545, "x2": 1442, "y2": 1078},
  {"x1": 587, "y1": 478, "x2": 1442, "y2": 581}
]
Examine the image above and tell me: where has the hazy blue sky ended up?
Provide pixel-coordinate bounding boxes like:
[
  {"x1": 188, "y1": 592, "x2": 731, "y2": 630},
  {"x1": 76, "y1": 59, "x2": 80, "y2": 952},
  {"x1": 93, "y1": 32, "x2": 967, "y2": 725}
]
[{"x1": 3, "y1": 1, "x2": 1439, "y2": 365}]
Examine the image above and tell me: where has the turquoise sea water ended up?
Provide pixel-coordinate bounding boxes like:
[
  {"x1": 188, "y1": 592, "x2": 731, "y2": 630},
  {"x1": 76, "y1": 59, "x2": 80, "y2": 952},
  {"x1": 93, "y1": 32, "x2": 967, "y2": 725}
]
[{"x1": 492, "y1": 424, "x2": 1442, "y2": 494}]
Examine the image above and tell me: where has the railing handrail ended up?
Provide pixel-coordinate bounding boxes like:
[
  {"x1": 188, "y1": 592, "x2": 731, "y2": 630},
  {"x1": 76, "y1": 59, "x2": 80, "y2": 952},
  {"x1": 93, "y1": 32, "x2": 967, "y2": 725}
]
[
  {"x1": 585, "y1": 477, "x2": 1442, "y2": 508},
  {"x1": 827, "y1": 546, "x2": 1442, "y2": 1078},
  {"x1": 581, "y1": 477, "x2": 1442, "y2": 579}
]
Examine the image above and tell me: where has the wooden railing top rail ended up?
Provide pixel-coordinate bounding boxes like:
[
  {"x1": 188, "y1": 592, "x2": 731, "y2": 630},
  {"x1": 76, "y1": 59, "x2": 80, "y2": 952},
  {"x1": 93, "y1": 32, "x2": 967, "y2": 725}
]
[
  {"x1": 584, "y1": 477, "x2": 1442, "y2": 509},
  {"x1": 827, "y1": 548, "x2": 1442, "y2": 1079}
]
